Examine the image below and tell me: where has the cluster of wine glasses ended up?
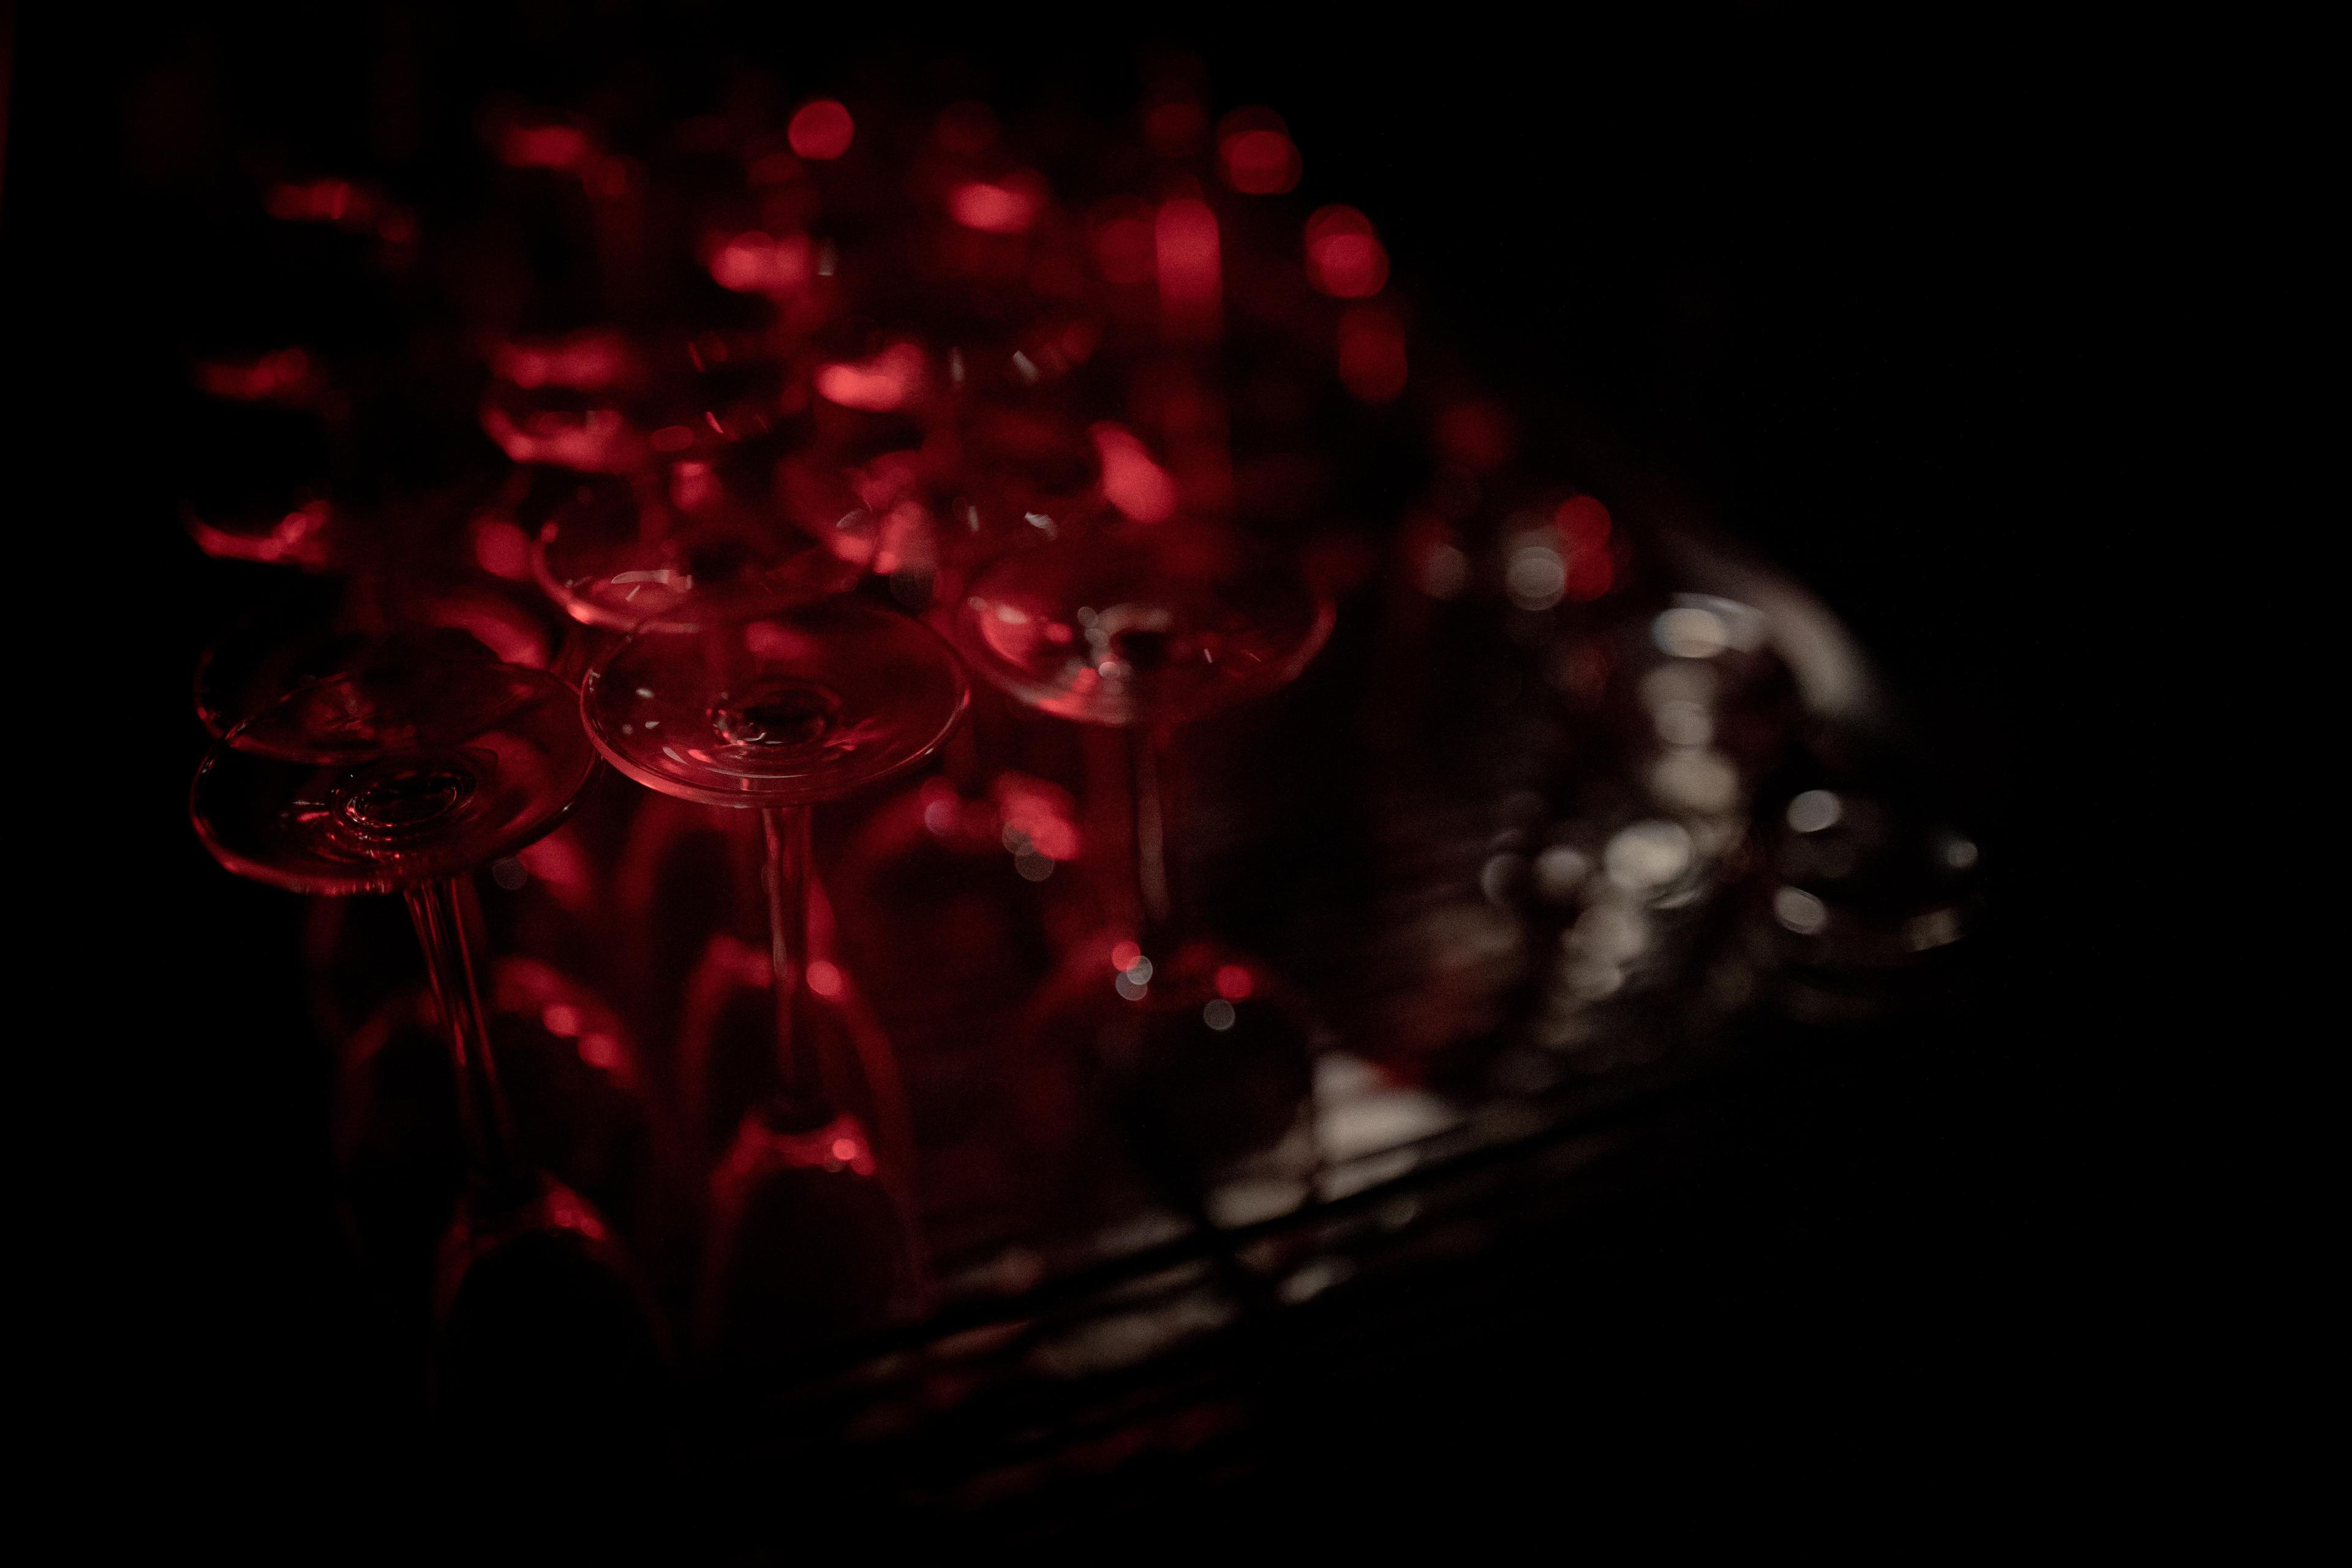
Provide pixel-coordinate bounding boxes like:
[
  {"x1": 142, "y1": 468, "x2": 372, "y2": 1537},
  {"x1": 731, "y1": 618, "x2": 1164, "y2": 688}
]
[{"x1": 184, "y1": 66, "x2": 1980, "y2": 1415}]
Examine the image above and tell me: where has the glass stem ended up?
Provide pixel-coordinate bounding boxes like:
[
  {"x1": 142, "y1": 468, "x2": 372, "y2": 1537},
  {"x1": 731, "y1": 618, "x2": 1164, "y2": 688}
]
[
  {"x1": 1128, "y1": 722, "x2": 1174, "y2": 944},
  {"x1": 760, "y1": 804, "x2": 823, "y2": 1106},
  {"x1": 405, "y1": 876, "x2": 520, "y2": 1197},
  {"x1": 760, "y1": 807, "x2": 922, "y2": 1282}
]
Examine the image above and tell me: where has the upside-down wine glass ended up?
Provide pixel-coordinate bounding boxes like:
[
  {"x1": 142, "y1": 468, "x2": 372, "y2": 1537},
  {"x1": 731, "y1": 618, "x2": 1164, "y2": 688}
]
[
  {"x1": 955, "y1": 507, "x2": 1335, "y2": 1235},
  {"x1": 189, "y1": 660, "x2": 662, "y2": 1406},
  {"x1": 580, "y1": 588, "x2": 967, "y2": 1363}
]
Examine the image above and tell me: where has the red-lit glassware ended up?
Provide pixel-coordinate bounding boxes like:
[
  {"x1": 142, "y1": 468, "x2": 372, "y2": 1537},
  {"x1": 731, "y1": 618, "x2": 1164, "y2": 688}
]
[
  {"x1": 177, "y1": 164, "x2": 446, "y2": 571},
  {"x1": 192, "y1": 575, "x2": 559, "y2": 743},
  {"x1": 580, "y1": 591, "x2": 968, "y2": 1361},
  {"x1": 956, "y1": 513, "x2": 1335, "y2": 1231},
  {"x1": 189, "y1": 661, "x2": 660, "y2": 1384},
  {"x1": 524, "y1": 466, "x2": 851, "y2": 640},
  {"x1": 179, "y1": 391, "x2": 347, "y2": 570},
  {"x1": 190, "y1": 601, "x2": 678, "y2": 1297}
]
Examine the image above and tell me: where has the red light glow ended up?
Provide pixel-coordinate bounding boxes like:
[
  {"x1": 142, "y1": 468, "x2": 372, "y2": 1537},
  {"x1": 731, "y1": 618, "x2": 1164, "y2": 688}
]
[
  {"x1": 670, "y1": 461, "x2": 719, "y2": 511},
  {"x1": 1092, "y1": 200, "x2": 1155, "y2": 286},
  {"x1": 1556, "y1": 497, "x2": 1616, "y2": 601},
  {"x1": 427, "y1": 594, "x2": 548, "y2": 669},
  {"x1": 807, "y1": 959, "x2": 845, "y2": 998},
  {"x1": 1336, "y1": 305, "x2": 1408, "y2": 404},
  {"x1": 1217, "y1": 110, "x2": 1301, "y2": 195},
  {"x1": 480, "y1": 404, "x2": 641, "y2": 471},
  {"x1": 517, "y1": 832, "x2": 595, "y2": 911},
  {"x1": 499, "y1": 123, "x2": 595, "y2": 172},
  {"x1": 590, "y1": 157, "x2": 634, "y2": 200},
  {"x1": 1090, "y1": 425, "x2": 1180, "y2": 524},
  {"x1": 997, "y1": 775, "x2": 1082, "y2": 861},
  {"x1": 1436, "y1": 402, "x2": 1517, "y2": 472},
  {"x1": 747, "y1": 150, "x2": 803, "y2": 187},
  {"x1": 1111, "y1": 940, "x2": 1144, "y2": 973},
  {"x1": 1305, "y1": 206, "x2": 1389, "y2": 299},
  {"x1": 950, "y1": 178, "x2": 1046, "y2": 235},
  {"x1": 710, "y1": 232, "x2": 815, "y2": 294},
  {"x1": 744, "y1": 619, "x2": 825, "y2": 662},
  {"x1": 1556, "y1": 496, "x2": 1612, "y2": 550},
  {"x1": 472, "y1": 518, "x2": 533, "y2": 581},
  {"x1": 266, "y1": 179, "x2": 364, "y2": 224},
  {"x1": 816, "y1": 343, "x2": 926, "y2": 412},
  {"x1": 1215, "y1": 964, "x2": 1256, "y2": 1001},
  {"x1": 1145, "y1": 99, "x2": 1208, "y2": 156},
  {"x1": 185, "y1": 499, "x2": 334, "y2": 569},
  {"x1": 195, "y1": 348, "x2": 314, "y2": 404},
  {"x1": 1565, "y1": 551, "x2": 1616, "y2": 602},
  {"x1": 788, "y1": 100, "x2": 854, "y2": 160},
  {"x1": 1155, "y1": 197, "x2": 1221, "y2": 339},
  {"x1": 490, "y1": 330, "x2": 631, "y2": 391}
]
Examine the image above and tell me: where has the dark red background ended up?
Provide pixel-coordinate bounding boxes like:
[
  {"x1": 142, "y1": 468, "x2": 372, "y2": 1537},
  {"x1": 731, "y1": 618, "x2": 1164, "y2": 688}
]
[{"x1": 17, "y1": 2, "x2": 2165, "y2": 1551}]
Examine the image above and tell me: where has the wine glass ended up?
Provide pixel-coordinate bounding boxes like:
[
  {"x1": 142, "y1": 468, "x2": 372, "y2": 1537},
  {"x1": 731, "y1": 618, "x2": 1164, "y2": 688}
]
[
  {"x1": 189, "y1": 659, "x2": 662, "y2": 1397},
  {"x1": 954, "y1": 511, "x2": 1336, "y2": 1235},
  {"x1": 193, "y1": 605, "x2": 675, "y2": 1287},
  {"x1": 178, "y1": 390, "x2": 347, "y2": 570},
  {"x1": 191, "y1": 560, "x2": 562, "y2": 744},
  {"x1": 521, "y1": 465, "x2": 845, "y2": 640},
  {"x1": 579, "y1": 590, "x2": 968, "y2": 1364}
]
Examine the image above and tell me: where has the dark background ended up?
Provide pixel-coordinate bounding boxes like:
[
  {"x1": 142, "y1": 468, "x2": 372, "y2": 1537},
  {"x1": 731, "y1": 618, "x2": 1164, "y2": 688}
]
[{"x1": 18, "y1": 1, "x2": 2165, "y2": 1548}]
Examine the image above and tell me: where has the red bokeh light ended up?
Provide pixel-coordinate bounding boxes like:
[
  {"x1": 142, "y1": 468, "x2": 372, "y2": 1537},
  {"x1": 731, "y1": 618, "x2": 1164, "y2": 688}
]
[
  {"x1": 1337, "y1": 305, "x2": 1408, "y2": 404},
  {"x1": 471, "y1": 517, "x2": 533, "y2": 581},
  {"x1": 480, "y1": 404, "x2": 641, "y2": 472},
  {"x1": 710, "y1": 232, "x2": 815, "y2": 294},
  {"x1": 194, "y1": 348, "x2": 315, "y2": 404},
  {"x1": 517, "y1": 832, "x2": 594, "y2": 911},
  {"x1": 1435, "y1": 402, "x2": 1517, "y2": 472},
  {"x1": 788, "y1": 100, "x2": 855, "y2": 160},
  {"x1": 1556, "y1": 496, "x2": 1616, "y2": 601},
  {"x1": 816, "y1": 343, "x2": 927, "y2": 412},
  {"x1": 186, "y1": 499, "x2": 335, "y2": 570},
  {"x1": 427, "y1": 595, "x2": 548, "y2": 670},
  {"x1": 1091, "y1": 199, "x2": 1155, "y2": 286},
  {"x1": 1564, "y1": 551, "x2": 1616, "y2": 602},
  {"x1": 1305, "y1": 206, "x2": 1389, "y2": 299},
  {"x1": 1090, "y1": 425, "x2": 1180, "y2": 524},
  {"x1": 807, "y1": 960, "x2": 845, "y2": 998},
  {"x1": 747, "y1": 149, "x2": 803, "y2": 187},
  {"x1": 1217, "y1": 109, "x2": 1301, "y2": 195},
  {"x1": 265, "y1": 179, "x2": 394, "y2": 233},
  {"x1": 949, "y1": 178, "x2": 1044, "y2": 235},
  {"x1": 1155, "y1": 196, "x2": 1221, "y2": 339},
  {"x1": 1145, "y1": 99, "x2": 1208, "y2": 156},
  {"x1": 499, "y1": 123, "x2": 595, "y2": 172},
  {"x1": 1555, "y1": 496, "x2": 1612, "y2": 551},
  {"x1": 1214, "y1": 965, "x2": 1255, "y2": 1001},
  {"x1": 998, "y1": 776, "x2": 1082, "y2": 861},
  {"x1": 489, "y1": 330, "x2": 633, "y2": 392}
]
